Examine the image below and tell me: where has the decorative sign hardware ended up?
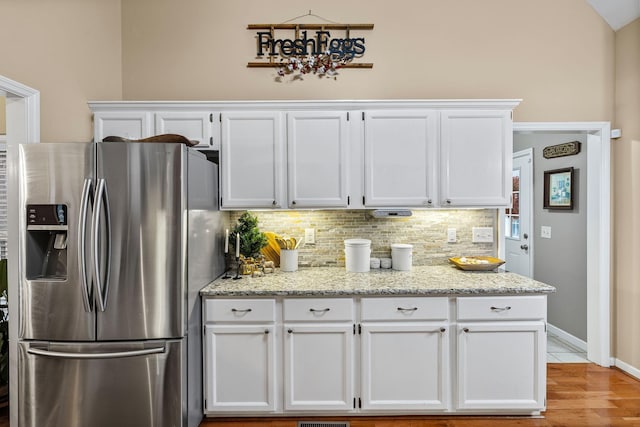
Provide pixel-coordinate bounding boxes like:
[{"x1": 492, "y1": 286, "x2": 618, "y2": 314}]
[
  {"x1": 247, "y1": 17, "x2": 374, "y2": 79},
  {"x1": 543, "y1": 141, "x2": 581, "y2": 159}
]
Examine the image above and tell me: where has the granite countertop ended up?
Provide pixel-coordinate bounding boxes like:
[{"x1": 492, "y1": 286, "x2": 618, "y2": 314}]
[{"x1": 200, "y1": 265, "x2": 556, "y2": 297}]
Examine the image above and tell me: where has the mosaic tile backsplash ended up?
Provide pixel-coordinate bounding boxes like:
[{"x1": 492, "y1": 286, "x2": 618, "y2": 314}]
[{"x1": 230, "y1": 210, "x2": 498, "y2": 268}]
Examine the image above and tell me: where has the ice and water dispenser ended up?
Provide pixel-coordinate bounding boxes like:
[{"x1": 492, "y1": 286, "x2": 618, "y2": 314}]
[{"x1": 25, "y1": 204, "x2": 68, "y2": 280}]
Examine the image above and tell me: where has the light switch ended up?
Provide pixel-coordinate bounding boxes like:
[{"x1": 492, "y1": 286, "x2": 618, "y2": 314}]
[
  {"x1": 447, "y1": 228, "x2": 457, "y2": 243},
  {"x1": 541, "y1": 226, "x2": 551, "y2": 239},
  {"x1": 304, "y1": 228, "x2": 316, "y2": 244},
  {"x1": 472, "y1": 227, "x2": 494, "y2": 243}
]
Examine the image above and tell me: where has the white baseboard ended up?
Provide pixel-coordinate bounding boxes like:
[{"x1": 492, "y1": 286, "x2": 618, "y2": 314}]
[
  {"x1": 613, "y1": 358, "x2": 640, "y2": 381},
  {"x1": 547, "y1": 323, "x2": 587, "y2": 352}
]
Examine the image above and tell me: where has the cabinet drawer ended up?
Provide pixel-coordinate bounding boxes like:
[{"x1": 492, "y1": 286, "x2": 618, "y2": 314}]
[
  {"x1": 283, "y1": 298, "x2": 354, "y2": 322},
  {"x1": 457, "y1": 296, "x2": 546, "y2": 321},
  {"x1": 361, "y1": 297, "x2": 449, "y2": 321},
  {"x1": 204, "y1": 299, "x2": 276, "y2": 323}
]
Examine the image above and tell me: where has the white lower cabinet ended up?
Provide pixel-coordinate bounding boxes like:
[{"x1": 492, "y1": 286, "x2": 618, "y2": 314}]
[
  {"x1": 456, "y1": 296, "x2": 547, "y2": 411},
  {"x1": 360, "y1": 322, "x2": 449, "y2": 410},
  {"x1": 203, "y1": 295, "x2": 546, "y2": 417},
  {"x1": 203, "y1": 299, "x2": 278, "y2": 414},
  {"x1": 204, "y1": 324, "x2": 277, "y2": 412},
  {"x1": 456, "y1": 321, "x2": 546, "y2": 410},
  {"x1": 284, "y1": 323, "x2": 354, "y2": 411}
]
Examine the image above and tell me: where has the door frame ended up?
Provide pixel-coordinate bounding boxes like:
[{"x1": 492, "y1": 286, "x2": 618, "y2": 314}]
[
  {"x1": 1, "y1": 73, "x2": 40, "y2": 427},
  {"x1": 511, "y1": 122, "x2": 611, "y2": 367}
]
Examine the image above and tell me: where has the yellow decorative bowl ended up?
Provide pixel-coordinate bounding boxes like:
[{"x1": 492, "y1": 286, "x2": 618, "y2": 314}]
[{"x1": 449, "y1": 256, "x2": 505, "y2": 271}]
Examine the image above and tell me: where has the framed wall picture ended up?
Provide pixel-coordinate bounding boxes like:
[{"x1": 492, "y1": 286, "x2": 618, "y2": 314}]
[{"x1": 543, "y1": 167, "x2": 574, "y2": 210}]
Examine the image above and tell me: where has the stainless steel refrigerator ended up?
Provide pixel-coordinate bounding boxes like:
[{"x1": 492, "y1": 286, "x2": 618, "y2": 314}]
[{"x1": 16, "y1": 142, "x2": 225, "y2": 427}]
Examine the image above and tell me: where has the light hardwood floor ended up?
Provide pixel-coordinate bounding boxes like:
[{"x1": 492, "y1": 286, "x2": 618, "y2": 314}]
[
  {"x1": 200, "y1": 364, "x2": 640, "y2": 427},
  {"x1": 0, "y1": 364, "x2": 636, "y2": 426}
]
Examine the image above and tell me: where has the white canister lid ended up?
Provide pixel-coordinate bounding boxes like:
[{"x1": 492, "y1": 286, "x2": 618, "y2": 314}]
[
  {"x1": 391, "y1": 243, "x2": 413, "y2": 250},
  {"x1": 345, "y1": 239, "x2": 371, "y2": 246}
]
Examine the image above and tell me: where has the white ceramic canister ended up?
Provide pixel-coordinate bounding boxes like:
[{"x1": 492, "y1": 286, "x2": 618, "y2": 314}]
[
  {"x1": 391, "y1": 243, "x2": 413, "y2": 271},
  {"x1": 280, "y1": 249, "x2": 298, "y2": 272},
  {"x1": 380, "y1": 258, "x2": 392, "y2": 269},
  {"x1": 344, "y1": 239, "x2": 372, "y2": 272}
]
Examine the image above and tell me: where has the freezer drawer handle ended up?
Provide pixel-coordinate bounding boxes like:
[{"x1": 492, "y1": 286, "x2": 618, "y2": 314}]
[{"x1": 27, "y1": 346, "x2": 165, "y2": 360}]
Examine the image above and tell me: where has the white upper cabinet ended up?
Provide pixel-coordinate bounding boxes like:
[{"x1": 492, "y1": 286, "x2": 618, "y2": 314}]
[
  {"x1": 363, "y1": 110, "x2": 438, "y2": 208},
  {"x1": 440, "y1": 110, "x2": 512, "y2": 207},
  {"x1": 155, "y1": 111, "x2": 219, "y2": 149},
  {"x1": 220, "y1": 111, "x2": 285, "y2": 209},
  {"x1": 287, "y1": 111, "x2": 349, "y2": 208},
  {"x1": 93, "y1": 111, "x2": 152, "y2": 142},
  {"x1": 90, "y1": 100, "x2": 519, "y2": 210}
]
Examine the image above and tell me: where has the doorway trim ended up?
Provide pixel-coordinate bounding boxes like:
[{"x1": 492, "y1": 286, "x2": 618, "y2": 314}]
[
  {"x1": 513, "y1": 121, "x2": 611, "y2": 367},
  {"x1": 1, "y1": 74, "x2": 40, "y2": 427}
]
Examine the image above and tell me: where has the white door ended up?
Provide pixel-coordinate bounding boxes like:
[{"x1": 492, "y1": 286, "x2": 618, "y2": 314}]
[
  {"x1": 204, "y1": 324, "x2": 277, "y2": 412},
  {"x1": 284, "y1": 323, "x2": 354, "y2": 411},
  {"x1": 440, "y1": 110, "x2": 512, "y2": 207},
  {"x1": 155, "y1": 111, "x2": 218, "y2": 149},
  {"x1": 220, "y1": 111, "x2": 285, "y2": 209},
  {"x1": 360, "y1": 322, "x2": 449, "y2": 410},
  {"x1": 504, "y1": 149, "x2": 533, "y2": 277},
  {"x1": 287, "y1": 111, "x2": 349, "y2": 208},
  {"x1": 457, "y1": 322, "x2": 546, "y2": 410},
  {"x1": 363, "y1": 110, "x2": 438, "y2": 207}
]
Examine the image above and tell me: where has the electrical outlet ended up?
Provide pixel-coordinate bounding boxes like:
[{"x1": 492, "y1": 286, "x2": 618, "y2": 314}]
[
  {"x1": 304, "y1": 228, "x2": 316, "y2": 244},
  {"x1": 447, "y1": 228, "x2": 457, "y2": 243},
  {"x1": 472, "y1": 227, "x2": 494, "y2": 243},
  {"x1": 541, "y1": 226, "x2": 552, "y2": 239}
]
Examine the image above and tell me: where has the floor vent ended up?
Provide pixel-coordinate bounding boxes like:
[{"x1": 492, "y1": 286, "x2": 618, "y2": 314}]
[{"x1": 297, "y1": 422, "x2": 350, "y2": 427}]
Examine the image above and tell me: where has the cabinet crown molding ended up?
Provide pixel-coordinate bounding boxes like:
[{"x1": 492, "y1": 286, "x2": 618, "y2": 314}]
[{"x1": 89, "y1": 99, "x2": 522, "y2": 112}]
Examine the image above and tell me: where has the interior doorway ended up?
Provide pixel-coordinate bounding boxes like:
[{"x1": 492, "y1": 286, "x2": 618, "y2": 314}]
[
  {"x1": 505, "y1": 122, "x2": 611, "y2": 368},
  {"x1": 0, "y1": 74, "x2": 40, "y2": 427}
]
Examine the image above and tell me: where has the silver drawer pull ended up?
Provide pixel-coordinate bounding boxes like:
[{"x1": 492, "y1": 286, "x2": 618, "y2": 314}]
[
  {"x1": 309, "y1": 308, "x2": 331, "y2": 313},
  {"x1": 397, "y1": 307, "x2": 418, "y2": 312},
  {"x1": 231, "y1": 308, "x2": 252, "y2": 313},
  {"x1": 490, "y1": 306, "x2": 512, "y2": 312}
]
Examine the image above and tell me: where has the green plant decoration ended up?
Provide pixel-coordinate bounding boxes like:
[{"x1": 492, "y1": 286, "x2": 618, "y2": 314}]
[{"x1": 231, "y1": 212, "x2": 268, "y2": 258}]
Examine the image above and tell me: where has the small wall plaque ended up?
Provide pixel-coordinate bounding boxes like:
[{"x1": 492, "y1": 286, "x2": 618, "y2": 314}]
[{"x1": 543, "y1": 141, "x2": 581, "y2": 159}]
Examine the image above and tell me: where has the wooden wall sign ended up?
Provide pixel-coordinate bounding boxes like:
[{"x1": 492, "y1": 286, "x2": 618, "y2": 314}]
[
  {"x1": 543, "y1": 141, "x2": 581, "y2": 159},
  {"x1": 246, "y1": 20, "x2": 374, "y2": 76}
]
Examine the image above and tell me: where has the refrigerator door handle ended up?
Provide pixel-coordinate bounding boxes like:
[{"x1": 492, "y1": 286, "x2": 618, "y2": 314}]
[
  {"x1": 92, "y1": 178, "x2": 112, "y2": 312},
  {"x1": 27, "y1": 345, "x2": 165, "y2": 360},
  {"x1": 78, "y1": 178, "x2": 94, "y2": 312}
]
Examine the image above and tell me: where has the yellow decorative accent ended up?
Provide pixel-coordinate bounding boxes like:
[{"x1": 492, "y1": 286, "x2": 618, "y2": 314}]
[{"x1": 449, "y1": 256, "x2": 505, "y2": 271}]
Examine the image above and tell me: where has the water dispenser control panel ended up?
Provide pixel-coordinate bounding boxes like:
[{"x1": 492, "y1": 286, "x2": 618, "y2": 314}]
[{"x1": 27, "y1": 204, "x2": 67, "y2": 227}]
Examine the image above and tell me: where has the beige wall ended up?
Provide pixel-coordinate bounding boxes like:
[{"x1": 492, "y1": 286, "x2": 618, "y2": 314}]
[
  {"x1": 613, "y1": 18, "x2": 640, "y2": 368},
  {"x1": 121, "y1": 0, "x2": 614, "y2": 122},
  {"x1": 0, "y1": 96, "x2": 5, "y2": 134},
  {"x1": 0, "y1": 0, "x2": 122, "y2": 142}
]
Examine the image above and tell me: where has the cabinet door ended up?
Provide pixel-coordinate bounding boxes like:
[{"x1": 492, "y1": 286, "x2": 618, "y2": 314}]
[
  {"x1": 361, "y1": 322, "x2": 449, "y2": 411},
  {"x1": 440, "y1": 110, "x2": 512, "y2": 207},
  {"x1": 204, "y1": 324, "x2": 277, "y2": 413},
  {"x1": 287, "y1": 111, "x2": 349, "y2": 208},
  {"x1": 155, "y1": 111, "x2": 218, "y2": 150},
  {"x1": 93, "y1": 111, "x2": 152, "y2": 142},
  {"x1": 457, "y1": 321, "x2": 546, "y2": 410},
  {"x1": 363, "y1": 110, "x2": 438, "y2": 207},
  {"x1": 284, "y1": 324, "x2": 354, "y2": 411},
  {"x1": 220, "y1": 112, "x2": 285, "y2": 209}
]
